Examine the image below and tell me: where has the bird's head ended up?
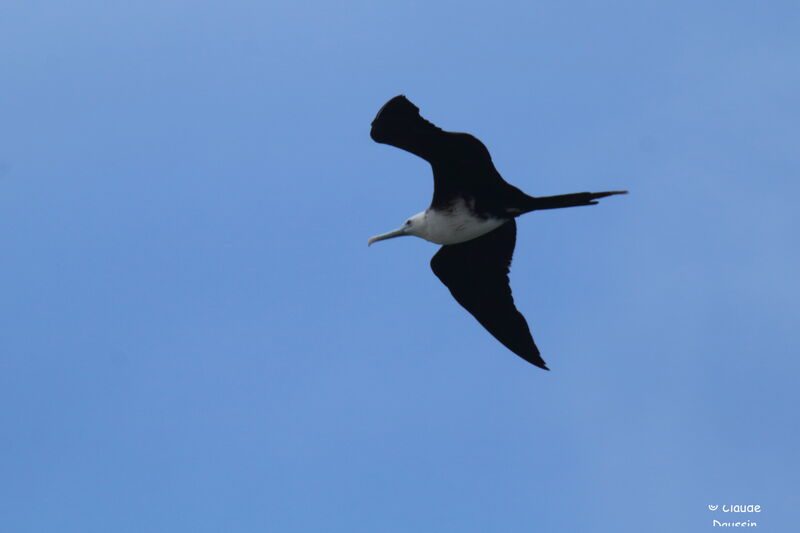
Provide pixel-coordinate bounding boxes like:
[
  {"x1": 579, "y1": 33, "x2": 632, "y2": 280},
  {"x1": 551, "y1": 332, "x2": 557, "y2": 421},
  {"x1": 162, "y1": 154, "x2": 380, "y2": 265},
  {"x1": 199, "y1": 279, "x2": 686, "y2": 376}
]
[{"x1": 368, "y1": 211, "x2": 426, "y2": 246}]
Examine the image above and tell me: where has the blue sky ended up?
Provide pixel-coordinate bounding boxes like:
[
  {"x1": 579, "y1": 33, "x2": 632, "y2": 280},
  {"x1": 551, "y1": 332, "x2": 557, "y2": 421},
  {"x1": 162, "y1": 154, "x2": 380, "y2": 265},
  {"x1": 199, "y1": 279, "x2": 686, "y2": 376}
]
[{"x1": 1, "y1": 1, "x2": 798, "y2": 531}]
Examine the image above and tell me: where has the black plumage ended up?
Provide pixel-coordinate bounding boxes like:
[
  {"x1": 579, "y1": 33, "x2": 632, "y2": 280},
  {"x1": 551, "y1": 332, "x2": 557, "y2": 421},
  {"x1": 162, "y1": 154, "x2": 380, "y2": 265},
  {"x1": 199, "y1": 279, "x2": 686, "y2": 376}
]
[
  {"x1": 370, "y1": 95, "x2": 626, "y2": 369},
  {"x1": 430, "y1": 219, "x2": 547, "y2": 369}
]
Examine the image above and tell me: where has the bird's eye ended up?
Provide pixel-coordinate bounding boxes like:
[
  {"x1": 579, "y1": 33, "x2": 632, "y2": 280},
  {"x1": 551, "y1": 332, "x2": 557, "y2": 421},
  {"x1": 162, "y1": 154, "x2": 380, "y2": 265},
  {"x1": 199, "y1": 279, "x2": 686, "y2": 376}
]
[{"x1": 405, "y1": 220, "x2": 412, "y2": 225}]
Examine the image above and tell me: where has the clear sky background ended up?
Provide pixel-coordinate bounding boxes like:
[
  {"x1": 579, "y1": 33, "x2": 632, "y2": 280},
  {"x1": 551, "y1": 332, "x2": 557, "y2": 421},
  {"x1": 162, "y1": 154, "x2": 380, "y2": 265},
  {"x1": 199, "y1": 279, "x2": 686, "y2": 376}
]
[{"x1": 1, "y1": 1, "x2": 798, "y2": 532}]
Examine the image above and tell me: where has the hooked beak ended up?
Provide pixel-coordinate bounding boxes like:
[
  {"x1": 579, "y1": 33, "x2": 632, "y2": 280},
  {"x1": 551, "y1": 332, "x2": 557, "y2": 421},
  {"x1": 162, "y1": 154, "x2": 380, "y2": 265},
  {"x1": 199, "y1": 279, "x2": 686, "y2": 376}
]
[{"x1": 367, "y1": 226, "x2": 407, "y2": 246}]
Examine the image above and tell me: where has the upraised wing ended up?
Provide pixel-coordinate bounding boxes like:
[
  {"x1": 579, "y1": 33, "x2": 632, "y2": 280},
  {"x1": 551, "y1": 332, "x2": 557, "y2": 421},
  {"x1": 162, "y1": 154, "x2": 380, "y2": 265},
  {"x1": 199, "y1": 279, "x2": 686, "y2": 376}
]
[
  {"x1": 430, "y1": 220, "x2": 548, "y2": 370},
  {"x1": 370, "y1": 95, "x2": 445, "y2": 163},
  {"x1": 370, "y1": 95, "x2": 512, "y2": 208}
]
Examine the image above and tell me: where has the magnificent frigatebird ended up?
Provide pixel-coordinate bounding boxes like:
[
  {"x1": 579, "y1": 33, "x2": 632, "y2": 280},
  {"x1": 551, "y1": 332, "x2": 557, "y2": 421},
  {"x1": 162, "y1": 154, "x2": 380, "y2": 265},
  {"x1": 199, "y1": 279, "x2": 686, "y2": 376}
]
[{"x1": 368, "y1": 95, "x2": 626, "y2": 370}]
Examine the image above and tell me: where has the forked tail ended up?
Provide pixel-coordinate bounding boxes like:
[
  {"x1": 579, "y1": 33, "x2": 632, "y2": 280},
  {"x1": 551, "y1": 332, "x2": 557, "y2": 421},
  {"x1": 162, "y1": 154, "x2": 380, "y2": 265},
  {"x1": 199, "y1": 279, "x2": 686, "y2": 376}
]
[{"x1": 524, "y1": 190, "x2": 628, "y2": 212}]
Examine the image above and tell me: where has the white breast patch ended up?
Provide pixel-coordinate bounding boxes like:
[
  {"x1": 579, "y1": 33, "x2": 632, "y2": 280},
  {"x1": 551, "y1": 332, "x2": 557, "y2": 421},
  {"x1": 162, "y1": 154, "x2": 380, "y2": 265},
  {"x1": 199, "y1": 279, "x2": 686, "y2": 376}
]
[{"x1": 420, "y1": 200, "x2": 507, "y2": 245}]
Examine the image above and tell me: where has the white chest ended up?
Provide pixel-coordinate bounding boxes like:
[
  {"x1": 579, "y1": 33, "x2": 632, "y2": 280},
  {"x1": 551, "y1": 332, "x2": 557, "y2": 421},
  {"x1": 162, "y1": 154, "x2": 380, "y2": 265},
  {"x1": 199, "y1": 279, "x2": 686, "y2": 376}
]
[{"x1": 419, "y1": 201, "x2": 506, "y2": 245}]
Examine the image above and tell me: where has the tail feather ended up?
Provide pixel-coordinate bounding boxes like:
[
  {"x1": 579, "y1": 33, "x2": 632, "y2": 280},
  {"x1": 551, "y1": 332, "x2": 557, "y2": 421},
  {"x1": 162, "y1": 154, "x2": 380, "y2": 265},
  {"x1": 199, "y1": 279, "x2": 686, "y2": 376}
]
[{"x1": 524, "y1": 190, "x2": 627, "y2": 212}]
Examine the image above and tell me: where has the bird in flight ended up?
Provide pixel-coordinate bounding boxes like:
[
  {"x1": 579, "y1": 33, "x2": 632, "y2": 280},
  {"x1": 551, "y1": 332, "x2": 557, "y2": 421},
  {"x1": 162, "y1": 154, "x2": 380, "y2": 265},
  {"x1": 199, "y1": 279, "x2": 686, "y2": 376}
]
[{"x1": 368, "y1": 95, "x2": 626, "y2": 370}]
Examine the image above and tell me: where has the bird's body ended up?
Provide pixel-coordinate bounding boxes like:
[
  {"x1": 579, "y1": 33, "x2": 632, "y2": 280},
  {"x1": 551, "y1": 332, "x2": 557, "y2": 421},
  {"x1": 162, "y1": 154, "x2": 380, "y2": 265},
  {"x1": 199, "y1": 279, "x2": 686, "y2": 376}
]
[
  {"x1": 397, "y1": 198, "x2": 507, "y2": 245},
  {"x1": 368, "y1": 95, "x2": 626, "y2": 370}
]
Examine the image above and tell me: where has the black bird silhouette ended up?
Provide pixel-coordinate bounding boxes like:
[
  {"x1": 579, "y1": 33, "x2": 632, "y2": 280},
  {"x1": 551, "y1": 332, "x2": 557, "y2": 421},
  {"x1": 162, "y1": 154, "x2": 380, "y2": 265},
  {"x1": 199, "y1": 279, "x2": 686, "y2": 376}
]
[{"x1": 368, "y1": 95, "x2": 626, "y2": 370}]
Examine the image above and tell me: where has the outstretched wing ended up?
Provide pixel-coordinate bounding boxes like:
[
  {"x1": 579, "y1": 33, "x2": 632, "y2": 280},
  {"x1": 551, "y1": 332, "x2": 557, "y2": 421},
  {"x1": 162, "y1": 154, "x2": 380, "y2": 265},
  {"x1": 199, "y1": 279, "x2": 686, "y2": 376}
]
[
  {"x1": 430, "y1": 220, "x2": 548, "y2": 370},
  {"x1": 370, "y1": 95, "x2": 511, "y2": 208},
  {"x1": 370, "y1": 95, "x2": 446, "y2": 163}
]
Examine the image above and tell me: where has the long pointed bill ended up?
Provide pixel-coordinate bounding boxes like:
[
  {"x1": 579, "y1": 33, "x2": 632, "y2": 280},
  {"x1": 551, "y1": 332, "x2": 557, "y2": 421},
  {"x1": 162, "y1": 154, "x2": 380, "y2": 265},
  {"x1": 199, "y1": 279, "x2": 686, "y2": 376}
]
[{"x1": 367, "y1": 227, "x2": 407, "y2": 246}]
